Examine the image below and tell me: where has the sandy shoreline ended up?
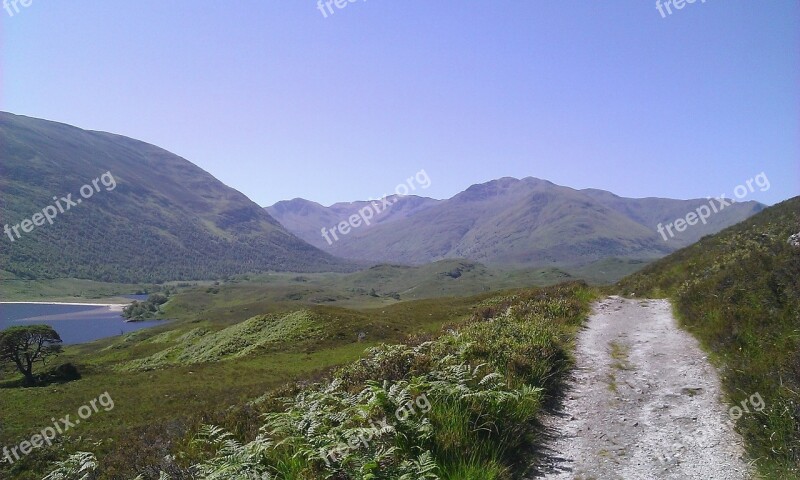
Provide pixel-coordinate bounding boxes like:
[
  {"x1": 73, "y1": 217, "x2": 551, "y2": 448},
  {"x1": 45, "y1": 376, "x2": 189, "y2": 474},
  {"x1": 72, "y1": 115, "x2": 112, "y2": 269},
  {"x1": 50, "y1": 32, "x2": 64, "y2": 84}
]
[{"x1": 0, "y1": 301, "x2": 128, "y2": 311}]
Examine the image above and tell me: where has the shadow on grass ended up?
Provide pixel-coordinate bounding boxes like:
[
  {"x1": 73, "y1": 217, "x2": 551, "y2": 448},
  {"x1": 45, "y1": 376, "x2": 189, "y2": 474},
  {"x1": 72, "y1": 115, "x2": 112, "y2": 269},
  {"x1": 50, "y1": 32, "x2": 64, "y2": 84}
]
[{"x1": 0, "y1": 363, "x2": 81, "y2": 389}]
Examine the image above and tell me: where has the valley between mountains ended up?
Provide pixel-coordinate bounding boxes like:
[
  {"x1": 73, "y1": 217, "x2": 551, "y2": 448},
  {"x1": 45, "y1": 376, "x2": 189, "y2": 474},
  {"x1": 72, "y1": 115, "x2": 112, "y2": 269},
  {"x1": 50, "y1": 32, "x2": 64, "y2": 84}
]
[
  {"x1": 3, "y1": 2, "x2": 796, "y2": 478},
  {"x1": 0, "y1": 113, "x2": 797, "y2": 480}
]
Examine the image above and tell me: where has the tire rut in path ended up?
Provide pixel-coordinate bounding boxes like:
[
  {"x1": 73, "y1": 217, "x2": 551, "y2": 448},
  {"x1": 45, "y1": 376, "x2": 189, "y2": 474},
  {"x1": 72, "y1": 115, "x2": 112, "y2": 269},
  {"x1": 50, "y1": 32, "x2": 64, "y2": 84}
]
[{"x1": 530, "y1": 296, "x2": 754, "y2": 479}]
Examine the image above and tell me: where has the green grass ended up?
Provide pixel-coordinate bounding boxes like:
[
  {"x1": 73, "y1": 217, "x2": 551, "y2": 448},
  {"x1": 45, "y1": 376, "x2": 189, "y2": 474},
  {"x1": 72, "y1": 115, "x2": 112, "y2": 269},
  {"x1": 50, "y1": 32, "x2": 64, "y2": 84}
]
[
  {"x1": 10, "y1": 282, "x2": 595, "y2": 479},
  {"x1": 0, "y1": 275, "x2": 148, "y2": 302},
  {"x1": 155, "y1": 259, "x2": 623, "y2": 317},
  {"x1": 0, "y1": 274, "x2": 210, "y2": 303},
  {"x1": 0, "y1": 255, "x2": 642, "y2": 307},
  {"x1": 160, "y1": 282, "x2": 594, "y2": 479},
  {"x1": 0, "y1": 287, "x2": 525, "y2": 478},
  {"x1": 567, "y1": 257, "x2": 653, "y2": 285},
  {"x1": 605, "y1": 372, "x2": 618, "y2": 393},
  {"x1": 609, "y1": 340, "x2": 631, "y2": 371},
  {"x1": 618, "y1": 196, "x2": 800, "y2": 479},
  {"x1": 120, "y1": 310, "x2": 323, "y2": 370}
]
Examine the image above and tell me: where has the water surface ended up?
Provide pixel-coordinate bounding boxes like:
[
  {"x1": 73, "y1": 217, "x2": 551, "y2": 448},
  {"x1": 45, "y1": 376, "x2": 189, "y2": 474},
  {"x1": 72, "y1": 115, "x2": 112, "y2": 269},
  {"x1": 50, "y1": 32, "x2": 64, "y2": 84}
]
[{"x1": 0, "y1": 303, "x2": 162, "y2": 345}]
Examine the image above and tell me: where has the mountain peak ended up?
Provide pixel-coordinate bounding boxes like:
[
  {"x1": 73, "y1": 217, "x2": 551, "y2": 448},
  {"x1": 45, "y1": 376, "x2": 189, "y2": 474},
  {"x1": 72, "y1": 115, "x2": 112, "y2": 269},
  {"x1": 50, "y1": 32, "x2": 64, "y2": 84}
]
[
  {"x1": 268, "y1": 175, "x2": 765, "y2": 268},
  {"x1": 457, "y1": 176, "x2": 552, "y2": 201}
]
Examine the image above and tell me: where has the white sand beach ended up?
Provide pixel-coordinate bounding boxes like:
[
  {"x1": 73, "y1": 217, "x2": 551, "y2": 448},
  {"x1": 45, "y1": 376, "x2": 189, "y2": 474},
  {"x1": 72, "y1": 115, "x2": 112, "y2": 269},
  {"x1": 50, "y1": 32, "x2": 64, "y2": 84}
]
[{"x1": 0, "y1": 302, "x2": 128, "y2": 311}]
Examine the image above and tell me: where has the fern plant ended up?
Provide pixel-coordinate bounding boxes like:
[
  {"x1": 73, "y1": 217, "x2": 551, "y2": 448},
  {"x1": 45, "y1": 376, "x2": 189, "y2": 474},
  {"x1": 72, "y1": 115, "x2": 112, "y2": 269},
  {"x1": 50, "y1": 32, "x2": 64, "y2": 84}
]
[{"x1": 42, "y1": 452, "x2": 98, "y2": 480}]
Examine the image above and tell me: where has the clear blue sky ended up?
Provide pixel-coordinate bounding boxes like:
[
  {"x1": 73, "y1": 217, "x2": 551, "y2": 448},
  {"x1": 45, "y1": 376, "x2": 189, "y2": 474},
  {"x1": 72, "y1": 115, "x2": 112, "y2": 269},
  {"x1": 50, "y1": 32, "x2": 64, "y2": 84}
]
[{"x1": 2, "y1": 1, "x2": 798, "y2": 206}]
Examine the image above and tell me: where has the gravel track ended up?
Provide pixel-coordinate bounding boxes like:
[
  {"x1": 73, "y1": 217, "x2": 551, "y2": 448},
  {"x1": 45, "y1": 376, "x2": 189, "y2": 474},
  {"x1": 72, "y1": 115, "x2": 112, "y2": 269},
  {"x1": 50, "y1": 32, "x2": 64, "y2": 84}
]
[{"x1": 530, "y1": 296, "x2": 755, "y2": 480}]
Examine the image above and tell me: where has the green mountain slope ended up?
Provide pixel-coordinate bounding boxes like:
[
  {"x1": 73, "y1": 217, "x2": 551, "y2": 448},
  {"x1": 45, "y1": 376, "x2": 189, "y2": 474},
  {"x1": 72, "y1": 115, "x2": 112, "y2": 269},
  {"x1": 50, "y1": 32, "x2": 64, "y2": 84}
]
[
  {"x1": 0, "y1": 112, "x2": 353, "y2": 282},
  {"x1": 268, "y1": 177, "x2": 763, "y2": 268},
  {"x1": 618, "y1": 196, "x2": 800, "y2": 477},
  {"x1": 267, "y1": 195, "x2": 441, "y2": 249}
]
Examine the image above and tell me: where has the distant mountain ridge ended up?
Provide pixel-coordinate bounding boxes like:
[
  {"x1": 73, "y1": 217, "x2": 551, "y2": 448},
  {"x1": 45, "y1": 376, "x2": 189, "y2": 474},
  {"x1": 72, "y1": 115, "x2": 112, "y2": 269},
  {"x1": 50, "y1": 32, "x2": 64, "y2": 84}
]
[
  {"x1": 268, "y1": 195, "x2": 441, "y2": 244},
  {"x1": 0, "y1": 112, "x2": 353, "y2": 282},
  {"x1": 267, "y1": 176, "x2": 765, "y2": 267}
]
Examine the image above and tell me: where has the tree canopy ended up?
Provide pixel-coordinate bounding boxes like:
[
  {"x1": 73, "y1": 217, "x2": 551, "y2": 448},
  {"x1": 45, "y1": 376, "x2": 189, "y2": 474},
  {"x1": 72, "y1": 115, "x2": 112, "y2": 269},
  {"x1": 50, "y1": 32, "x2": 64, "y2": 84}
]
[{"x1": 0, "y1": 325, "x2": 63, "y2": 386}]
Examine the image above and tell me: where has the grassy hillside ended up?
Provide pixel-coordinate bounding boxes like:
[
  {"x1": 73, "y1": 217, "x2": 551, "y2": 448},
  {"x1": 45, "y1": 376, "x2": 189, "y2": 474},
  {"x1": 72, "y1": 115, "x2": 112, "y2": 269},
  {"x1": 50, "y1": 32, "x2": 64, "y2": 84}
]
[
  {"x1": 618, "y1": 196, "x2": 800, "y2": 478},
  {"x1": 0, "y1": 271, "x2": 151, "y2": 302},
  {"x1": 23, "y1": 282, "x2": 594, "y2": 479},
  {"x1": 155, "y1": 259, "x2": 620, "y2": 321},
  {"x1": 0, "y1": 293, "x2": 489, "y2": 479},
  {"x1": 0, "y1": 256, "x2": 643, "y2": 307},
  {"x1": 580, "y1": 188, "x2": 765, "y2": 246},
  {"x1": 0, "y1": 113, "x2": 352, "y2": 283}
]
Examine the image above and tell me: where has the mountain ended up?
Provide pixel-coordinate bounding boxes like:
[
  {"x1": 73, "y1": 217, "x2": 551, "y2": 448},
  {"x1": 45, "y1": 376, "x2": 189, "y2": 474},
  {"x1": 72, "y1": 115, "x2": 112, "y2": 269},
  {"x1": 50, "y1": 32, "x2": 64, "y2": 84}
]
[
  {"x1": 617, "y1": 196, "x2": 800, "y2": 475},
  {"x1": 267, "y1": 177, "x2": 765, "y2": 268},
  {"x1": 267, "y1": 195, "x2": 441, "y2": 248},
  {"x1": 0, "y1": 112, "x2": 353, "y2": 283}
]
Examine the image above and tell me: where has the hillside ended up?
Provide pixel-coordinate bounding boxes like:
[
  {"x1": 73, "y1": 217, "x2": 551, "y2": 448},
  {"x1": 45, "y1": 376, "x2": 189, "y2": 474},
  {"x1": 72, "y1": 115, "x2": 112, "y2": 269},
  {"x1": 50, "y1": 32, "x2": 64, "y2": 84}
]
[
  {"x1": 267, "y1": 177, "x2": 763, "y2": 268},
  {"x1": 7, "y1": 283, "x2": 594, "y2": 479},
  {"x1": 157, "y1": 259, "x2": 589, "y2": 322},
  {"x1": 618, "y1": 196, "x2": 800, "y2": 477},
  {"x1": 0, "y1": 113, "x2": 353, "y2": 282},
  {"x1": 267, "y1": 195, "x2": 441, "y2": 248}
]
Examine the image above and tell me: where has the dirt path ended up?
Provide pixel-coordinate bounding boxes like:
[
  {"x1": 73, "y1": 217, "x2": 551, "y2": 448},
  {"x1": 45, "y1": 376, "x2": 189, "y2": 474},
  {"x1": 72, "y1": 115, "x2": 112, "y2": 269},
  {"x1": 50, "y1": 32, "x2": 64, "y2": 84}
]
[{"x1": 531, "y1": 296, "x2": 754, "y2": 479}]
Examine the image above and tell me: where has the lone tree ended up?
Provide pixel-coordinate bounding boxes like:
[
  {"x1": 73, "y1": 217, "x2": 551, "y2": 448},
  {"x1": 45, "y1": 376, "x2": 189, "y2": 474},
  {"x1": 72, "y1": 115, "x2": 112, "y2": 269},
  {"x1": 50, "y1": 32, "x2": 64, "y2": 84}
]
[{"x1": 0, "y1": 325, "x2": 62, "y2": 386}]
